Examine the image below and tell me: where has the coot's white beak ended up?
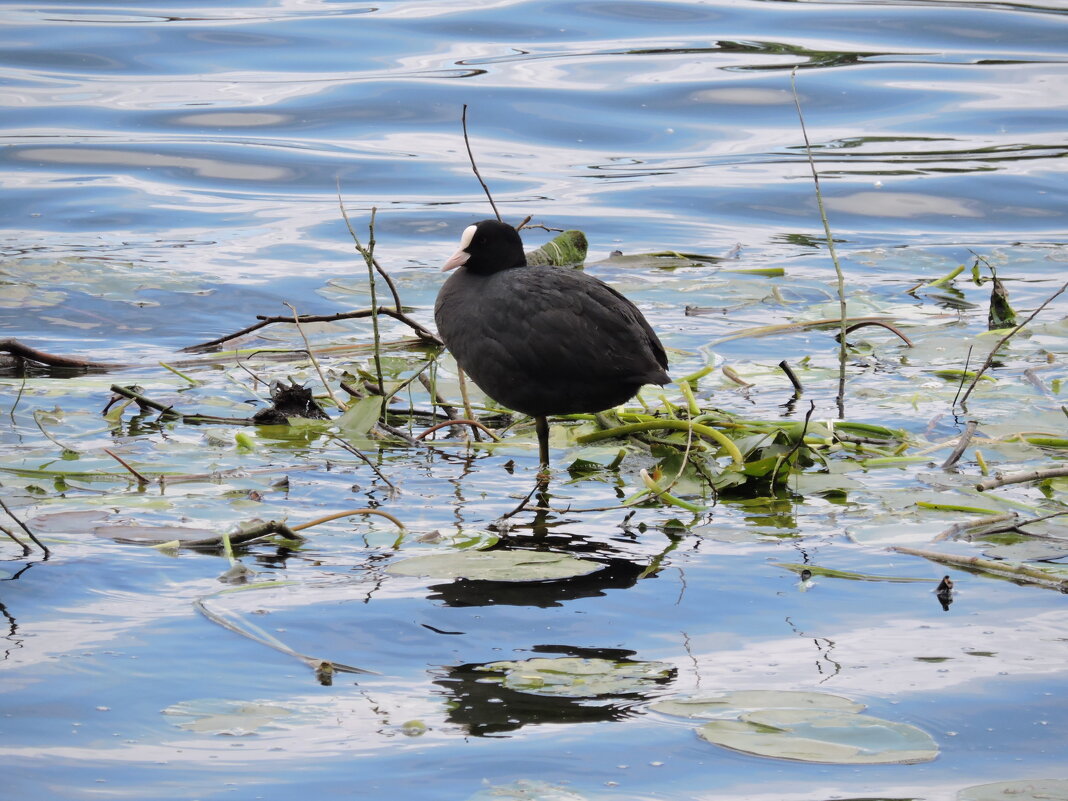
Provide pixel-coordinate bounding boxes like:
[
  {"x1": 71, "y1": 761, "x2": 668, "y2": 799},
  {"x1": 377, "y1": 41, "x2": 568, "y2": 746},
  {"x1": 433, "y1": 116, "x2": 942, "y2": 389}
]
[
  {"x1": 441, "y1": 223, "x2": 477, "y2": 271},
  {"x1": 441, "y1": 248, "x2": 470, "y2": 271}
]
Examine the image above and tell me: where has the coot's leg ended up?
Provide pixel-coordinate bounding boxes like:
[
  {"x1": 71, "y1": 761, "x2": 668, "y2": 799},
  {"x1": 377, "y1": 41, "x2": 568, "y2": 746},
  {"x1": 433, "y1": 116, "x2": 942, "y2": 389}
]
[{"x1": 535, "y1": 415, "x2": 550, "y2": 471}]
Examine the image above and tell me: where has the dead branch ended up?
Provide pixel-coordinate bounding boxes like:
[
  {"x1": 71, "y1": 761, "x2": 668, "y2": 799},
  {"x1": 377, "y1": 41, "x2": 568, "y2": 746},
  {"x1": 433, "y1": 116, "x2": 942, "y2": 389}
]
[
  {"x1": 977, "y1": 466, "x2": 1068, "y2": 492},
  {"x1": 182, "y1": 307, "x2": 441, "y2": 353},
  {"x1": 0, "y1": 338, "x2": 119, "y2": 371}
]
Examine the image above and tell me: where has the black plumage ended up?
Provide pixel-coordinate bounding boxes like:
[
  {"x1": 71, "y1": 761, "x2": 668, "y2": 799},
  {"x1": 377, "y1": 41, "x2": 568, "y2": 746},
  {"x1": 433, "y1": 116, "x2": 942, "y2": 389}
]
[{"x1": 434, "y1": 219, "x2": 670, "y2": 467}]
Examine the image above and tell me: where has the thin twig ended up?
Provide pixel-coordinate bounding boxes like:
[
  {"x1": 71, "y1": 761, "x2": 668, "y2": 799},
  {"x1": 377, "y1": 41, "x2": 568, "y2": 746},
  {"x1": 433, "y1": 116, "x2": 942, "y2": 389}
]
[
  {"x1": 336, "y1": 182, "x2": 403, "y2": 311},
  {"x1": 103, "y1": 448, "x2": 150, "y2": 486},
  {"x1": 843, "y1": 320, "x2": 913, "y2": 347},
  {"x1": 791, "y1": 69, "x2": 848, "y2": 417},
  {"x1": 0, "y1": 522, "x2": 30, "y2": 554},
  {"x1": 290, "y1": 507, "x2": 405, "y2": 533},
  {"x1": 456, "y1": 367, "x2": 481, "y2": 441},
  {"x1": 958, "y1": 279, "x2": 1068, "y2": 407},
  {"x1": 329, "y1": 435, "x2": 398, "y2": 493},
  {"x1": 183, "y1": 307, "x2": 439, "y2": 352},
  {"x1": 415, "y1": 418, "x2": 501, "y2": 442},
  {"x1": 0, "y1": 338, "x2": 118, "y2": 370},
  {"x1": 461, "y1": 104, "x2": 501, "y2": 222},
  {"x1": 951, "y1": 345, "x2": 974, "y2": 409},
  {"x1": 0, "y1": 496, "x2": 50, "y2": 555},
  {"x1": 284, "y1": 301, "x2": 345, "y2": 411},
  {"x1": 940, "y1": 420, "x2": 978, "y2": 469},
  {"x1": 418, "y1": 372, "x2": 461, "y2": 421}
]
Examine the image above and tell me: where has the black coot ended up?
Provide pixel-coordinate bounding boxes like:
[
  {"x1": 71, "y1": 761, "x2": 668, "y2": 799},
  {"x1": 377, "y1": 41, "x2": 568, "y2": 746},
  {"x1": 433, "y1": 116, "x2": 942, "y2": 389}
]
[{"x1": 434, "y1": 219, "x2": 670, "y2": 468}]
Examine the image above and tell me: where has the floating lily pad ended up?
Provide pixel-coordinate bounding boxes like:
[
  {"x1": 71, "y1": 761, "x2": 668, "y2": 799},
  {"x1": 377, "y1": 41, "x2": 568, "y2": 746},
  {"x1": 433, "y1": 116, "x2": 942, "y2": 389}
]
[
  {"x1": 475, "y1": 656, "x2": 673, "y2": 697},
  {"x1": 957, "y1": 779, "x2": 1068, "y2": 800},
  {"x1": 26, "y1": 509, "x2": 111, "y2": 532},
  {"x1": 652, "y1": 690, "x2": 865, "y2": 720},
  {"x1": 981, "y1": 540, "x2": 1068, "y2": 562},
  {"x1": 697, "y1": 708, "x2": 938, "y2": 764},
  {"x1": 162, "y1": 699, "x2": 293, "y2": 735},
  {"x1": 386, "y1": 550, "x2": 603, "y2": 582}
]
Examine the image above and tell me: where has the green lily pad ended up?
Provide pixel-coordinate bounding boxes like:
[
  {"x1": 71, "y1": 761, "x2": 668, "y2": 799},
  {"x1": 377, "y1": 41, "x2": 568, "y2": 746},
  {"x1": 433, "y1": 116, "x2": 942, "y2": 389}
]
[
  {"x1": 957, "y1": 779, "x2": 1068, "y2": 800},
  {"x1": 475, "y1": 656, "x2": 673, "y2": 697},
  {"x1": 385, "y1": 550, "x2": 603, "y2": 581},
  {"x1": 652, "y1": 690, "x2": 865, "y2": 719},
  {"x1": 697, "y1": 708, "x2": 938, "y2": 764}
]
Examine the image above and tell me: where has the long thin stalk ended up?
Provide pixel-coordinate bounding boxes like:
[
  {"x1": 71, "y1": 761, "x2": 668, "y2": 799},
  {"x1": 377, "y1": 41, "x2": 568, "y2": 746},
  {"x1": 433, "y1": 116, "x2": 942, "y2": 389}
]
[{"x1": 791, "y1": 69, "x2": 848, "y2": 416}]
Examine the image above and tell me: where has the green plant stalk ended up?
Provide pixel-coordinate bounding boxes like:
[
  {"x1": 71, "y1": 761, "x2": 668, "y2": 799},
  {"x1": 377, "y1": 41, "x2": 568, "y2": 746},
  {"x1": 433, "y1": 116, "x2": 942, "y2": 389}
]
[
  {"x1": 677, "y1": 379, "x2": 701, "y2": 417},
  {"x1": 915, "y1": 501, "x2": 1002, "y2": 515},
  {"x1": 975, "y1": 448, "x2": 989, "y2": 475},
  {"x1": 860, "y1": 456, "x2": 929, "y2": 467},
  {"x1": 159, "y1": 362, "x2": 198, "y2": 384},
  {"x1": 640, "y1": 469, "x2": 706, "y2": 513},
  {"x1": 577, "y1": 420, "x2": 744, "y2": 464},
  {"x1": 365, "y1": 207, "x2": 386, "y2": 412},
  {"x1": 791, "y1": 69, "x2": 848, "y2": 415},
  {"x1": 678, "y1": 365, "x2": 714, "y2": 385},
  {"x1": 926, "y1": 264, "x2": 965, "y2": 287}
]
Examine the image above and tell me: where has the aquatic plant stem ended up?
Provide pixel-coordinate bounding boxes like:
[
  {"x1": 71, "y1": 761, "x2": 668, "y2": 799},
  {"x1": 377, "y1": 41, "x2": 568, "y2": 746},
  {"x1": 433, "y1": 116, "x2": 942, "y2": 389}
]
[
  {"x1": 957, "y1": 279, "x2": 1068, "y2": 408},
  {"x1": 577, "y1": 419, "x2": 744, "y2": 464},
  {"x1": 791, "y1": 69, "x2": 848, "y2": 416},
  {"x1": 462, "y1": 104, "x2": 502, "y2": 222},
  {"x1": 284, "y1": 302, "x2": 345, "y2": 411},
  {"x1": 0, "y1": 496, "x2": 49, "y2": 556}
]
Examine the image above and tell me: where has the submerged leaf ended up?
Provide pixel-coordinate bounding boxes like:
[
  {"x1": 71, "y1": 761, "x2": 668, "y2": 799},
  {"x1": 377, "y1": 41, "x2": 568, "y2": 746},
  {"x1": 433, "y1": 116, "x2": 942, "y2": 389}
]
[
  {"x1": 652, "y1": 690, "x2": 865, "y2": 720},
  {"x1": 386, "y1": 550, "x2": 603, "y2": 581}
]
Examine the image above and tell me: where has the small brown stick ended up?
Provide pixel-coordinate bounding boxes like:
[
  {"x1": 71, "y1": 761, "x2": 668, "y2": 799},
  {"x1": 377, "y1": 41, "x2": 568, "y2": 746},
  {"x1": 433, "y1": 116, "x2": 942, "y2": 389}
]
[
  {"x1": 415, "y1": 418, "x2": 501, "y2": 442},
  {"x1": 291, "y1": 508, "x2": 405, "y2": 533},
  {"x1": 0, "y1": 522, "x2": 31, "y2": 554},
  {"x1": 889, "y1": 545, "x2": 1068, "y2": 592},
  {"x1": 940, "y1": 420, "x2": 978, "y2": 469},
  {"x1": 958, "y1": 279, "x2": 1068, "y2": 407},
  {"x1": 183, "y1": 308, "x2": 440, "y2": 352},
  {"x1": 0, "y1": 338, "x2": 118, "y2": 370},
  {"x1": 0, "y1": 496, "x2": 50, "y2": 556},
  {"x1": 778, "y1": 360, "x2": 804, "y2": 395},
  {"x1": 843, "y1": 320, "x2": 914, "y2": 347},
  {"x1": 462, "y1": 104, "x2": 502, "y2": 222},
  {"x1": 773, "y1": 400, "x2": 816, "y2": 487},
  {"x1": 337, "y1": 185, "x2": 403, "y2": 312},
  {"x1": 284, "y1": 301, "x2": 344, "y2": 411},
  {"x1": 417, "y1": 373, "x2": 461, "y2": 421},
  {"x1": 977, "y1": 466, "x2": 1068, "y2": 492},
  {"x1": 931, "y1": 512, "x2": 1017, "y2": 542},
  {"x1": 950, "y1": 345, "x2": 974, "y2": 409},
  {"x1": 329, "y1": 436, "x2": 398, "y2": 493},
  {"x1": 103, "y1": 448, "x2": 150, "y2": 486},
  {"x1": 32, "y1": 409, "x2": 80, "y2": 454},
  {"x1": 721, "y1": 366, "x2": 754, "y2": 388}
]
